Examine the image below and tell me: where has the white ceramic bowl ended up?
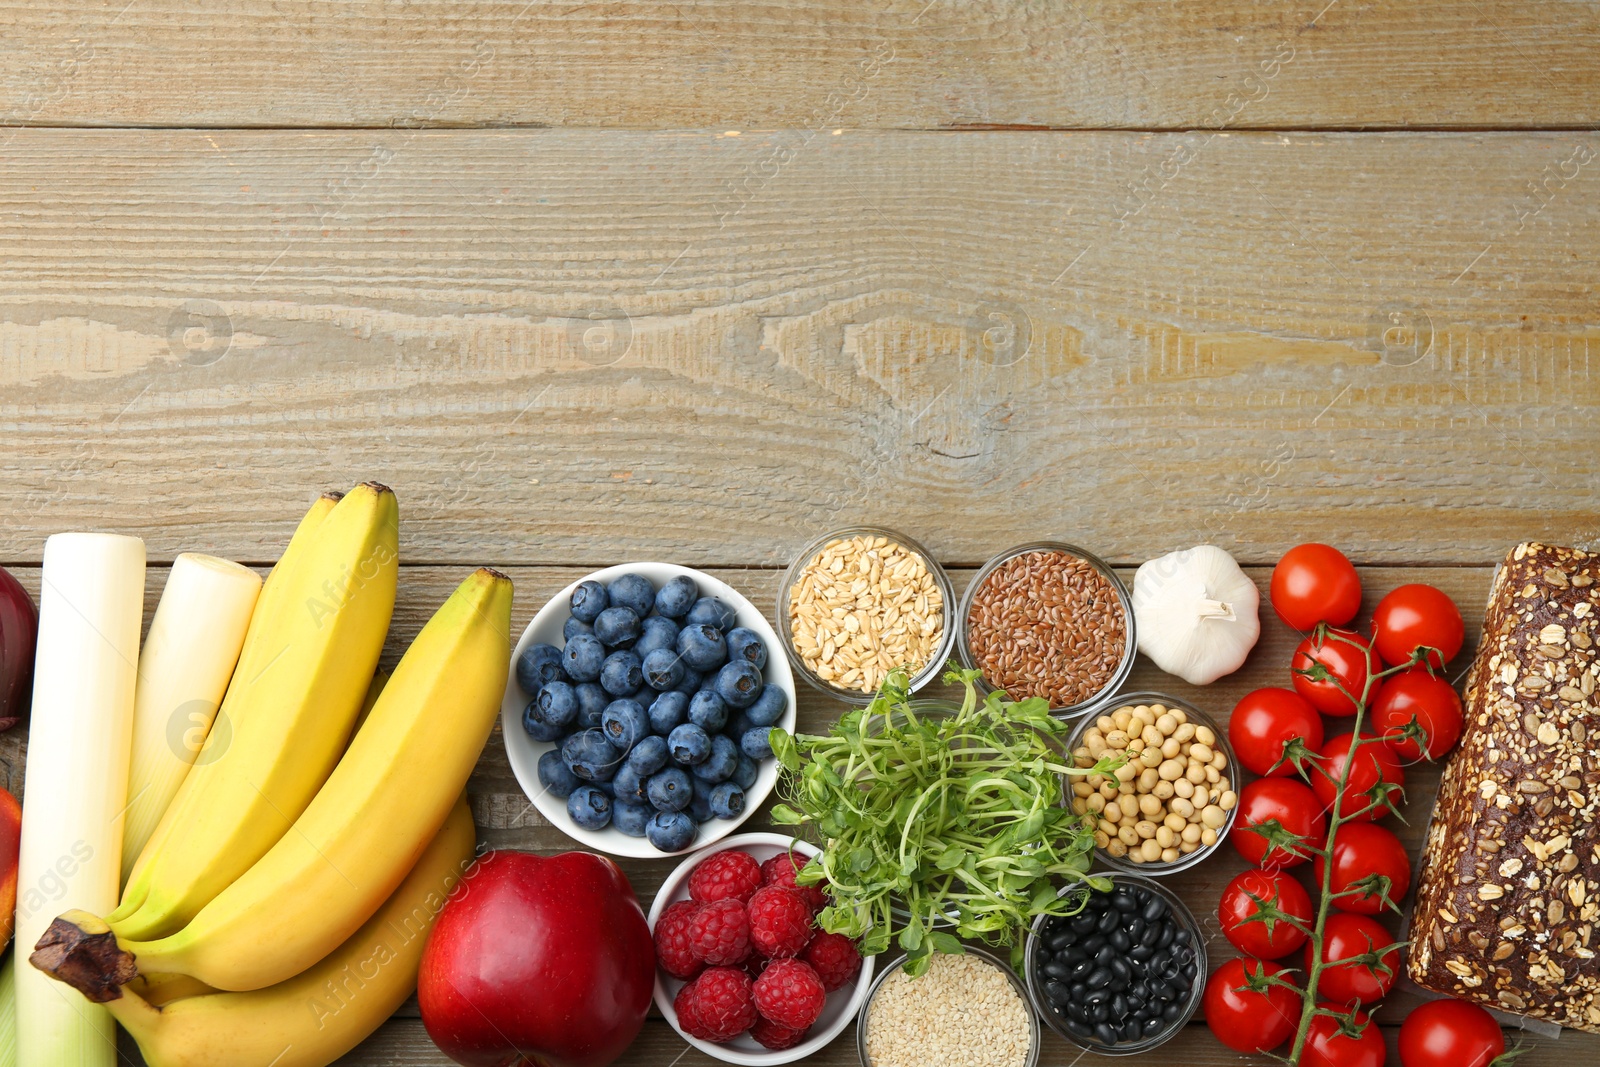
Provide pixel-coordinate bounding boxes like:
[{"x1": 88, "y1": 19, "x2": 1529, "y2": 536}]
[
  {"x1": 501, "y1": 564, "x2": 798, "y2": 858},
  {"x1": 648, "y1": 832, "x2": 876, "y2": 1065}
]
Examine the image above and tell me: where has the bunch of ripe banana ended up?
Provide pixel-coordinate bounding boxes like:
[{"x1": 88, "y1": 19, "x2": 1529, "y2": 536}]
[{"x1": 29, "y1": 484, "x2": 514, "y2": 1067}]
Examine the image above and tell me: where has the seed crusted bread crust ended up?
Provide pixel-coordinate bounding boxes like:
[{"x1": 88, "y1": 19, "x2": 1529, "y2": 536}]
[{"x1": 1410, "y1": 542, "x2": 1600, "y2": 1032}]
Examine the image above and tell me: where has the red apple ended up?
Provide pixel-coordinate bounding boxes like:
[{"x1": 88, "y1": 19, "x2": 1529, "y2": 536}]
[
  {"x1": 0, "y1": 785, "x2": 17, "y2": 948},
  {"x1": 418, "y1": 850, "x2": 655, "y2": 1067},
  {"x1": 0, "y1": 566, "x2": 38, "y2": 731}
]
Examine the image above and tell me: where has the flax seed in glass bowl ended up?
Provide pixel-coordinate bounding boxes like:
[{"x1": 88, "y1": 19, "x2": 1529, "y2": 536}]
[
  {"x1": 957, "y1": 542, "x2": 1135, "y2": 719},
  {"x1": 776, "y1": 527, "x2": 957, "y2": 704}
]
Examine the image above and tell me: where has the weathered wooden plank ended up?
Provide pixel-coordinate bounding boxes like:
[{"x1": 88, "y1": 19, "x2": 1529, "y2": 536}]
[
  {"x1": 0, "y1": 2, "x2": 1596, "y2": 130},
  {"x1": 2, "y1": 129, "x2": 1597, "y2": 566}
]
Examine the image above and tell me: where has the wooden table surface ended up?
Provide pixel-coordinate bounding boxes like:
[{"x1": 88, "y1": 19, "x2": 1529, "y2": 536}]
[{"x1": 2, "y1": 2, "x2": 1597, "y2": 1064}]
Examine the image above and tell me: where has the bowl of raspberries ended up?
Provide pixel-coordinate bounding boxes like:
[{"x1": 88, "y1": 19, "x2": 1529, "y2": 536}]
[
  {"x1": 502, "y1": 564, "x2": 797, "y2": 857},
  {"x1": 649, "y1": 833, "x2": 875, "y2": 1064}
]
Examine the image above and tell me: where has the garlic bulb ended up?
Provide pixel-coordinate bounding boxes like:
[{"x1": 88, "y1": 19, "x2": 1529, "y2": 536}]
[{"x1": 1132, "y1": 545, "x2": 1261, "y2": 685}]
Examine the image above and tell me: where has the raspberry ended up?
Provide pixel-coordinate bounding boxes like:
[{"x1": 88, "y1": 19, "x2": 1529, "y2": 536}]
[
  {"x1": 750, "y1": 1015, "x2": 809, "y2": 1051},
  {"x1": 747, "y1": 886, "x2": 815, "y2": 959},
  {"x1": 677, "y1": 967, "x2": 758, "y2": 1043},
  {"x1": 802, "y1": 930, "x2": 862, "y2": 991},
  {"x1": 654, "y1": 899, "x2": 704, "y2": 981},
  {"x1": 752, "y1": 958, "x2": 827, "y2": 1030},
  {"x1": 689, "y1": 849, "x2": 763, "y2": 904},
  {"x1": 688, "y1": 898, "x2": 752, "y2": 966},
  {"x1": 761, "y1": 852, "x2": 829, "y2": 913}
]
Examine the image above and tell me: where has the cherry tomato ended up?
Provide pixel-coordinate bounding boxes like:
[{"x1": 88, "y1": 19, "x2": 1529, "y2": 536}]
[
  {"x1": 1372, "y1": 583, "x2": 1465, "y2": 669},
  {"x1": 1230, "y1": 688, "x2": 1326, "y2": 777},
  {"x1": 1203, "y1": 957, "x2": 1301, "y2": 1054},
  {"x1": 1310, "y1": 733, "x2": 1406, "y2": 822},
  {"x1": 1371, "y1": 670, "x2": 1464, "y2": 761},
  {"x1": 1271, "y1": 544, "x2": 1362, "y2": 630},
  {"x1": 1399, "y1": 998, "x2": 1506, "y2": 1067},
  {"x1": 1303, "y1": 1005, "x2": 1387, "y2": 1067},
  {"x1": 1313, "y1": 822, "x2": 1411, "y2": 915},
  {"x1": 1219, "y1": 868, "x2": 1314, "y2": 959},
  {"x1": 1231, "y1": 778, "x2": 1327, "y2": 869},
  {"x1": 1309, "y1": 913, "x2": 1400, "y2": 1006},
  {"x1": 1292, "y1": 628, "x2": 1379, "y2": 716}
]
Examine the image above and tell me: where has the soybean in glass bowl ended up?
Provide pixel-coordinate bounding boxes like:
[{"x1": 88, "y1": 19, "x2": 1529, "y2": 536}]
[
  {"x1": 1023, "y1": 874, "x2": 1205, "y2": 1056},
  {"x1": 857, "y1": 946, "x2": 1040, "y2": 1067},
  {"x1": 956, "y1": 541, "x2": 1135, "y2": 720},
  {"x1": 1063, "y1": 692, "x2": 1239, "y2": 877},
  {"x1": 776, "y1": 526, "x2": 957, "y2": 705}
]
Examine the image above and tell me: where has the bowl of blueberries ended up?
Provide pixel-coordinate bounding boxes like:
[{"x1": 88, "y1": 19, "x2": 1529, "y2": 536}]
[{"x1": 501, "y1": 563, "x2": 798, "y2": 857}]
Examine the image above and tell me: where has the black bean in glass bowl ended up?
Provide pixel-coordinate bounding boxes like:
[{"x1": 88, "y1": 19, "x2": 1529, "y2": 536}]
[{"x1": 1023, "y1": 873, "x2": 1206, "y2": 1055}]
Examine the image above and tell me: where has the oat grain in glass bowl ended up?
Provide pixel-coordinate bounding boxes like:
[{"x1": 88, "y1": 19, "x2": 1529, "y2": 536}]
[
  {"x1": 857, "y1": 948, "x2": 1039, "y2": 1067},
  {"x1": 776, "y1": 526, "x2": 956, "y2": 704},
  {"x1": 958, "y1": 542, "x2": 1135, "y2": 719}
]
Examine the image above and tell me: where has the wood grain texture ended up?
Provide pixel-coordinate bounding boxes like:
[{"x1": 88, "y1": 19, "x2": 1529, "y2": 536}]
[
  {"x1": 0, "y1": 1, "x2": 1597, "y2": 130},
  {"x1": 8, "y1": 563, "x2": 1598, "y2": 1063},
  {"x1": 2, "y1": 129, "x2": 1598, "y2": 567}
]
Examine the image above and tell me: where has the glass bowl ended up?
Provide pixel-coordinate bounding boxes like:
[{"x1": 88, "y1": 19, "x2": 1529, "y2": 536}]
[
  {"x1": 857, "y1": 946, "x2": 1040, "y2": 1067},
  {"x1": 955, "y1": 541, "x2": 1135, "y2": 720},
  {"x1": 1023, "y1": 873, "x2": 1206, "y2": 1056},
  {"x1": 1063, "y1": 692, "x2": 1238, "y2": 876},
  {"x1": 776, "y1": 526, "x2": 957, "y2": 705}
]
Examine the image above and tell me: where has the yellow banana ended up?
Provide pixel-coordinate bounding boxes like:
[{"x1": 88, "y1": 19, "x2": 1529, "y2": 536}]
[
  {"x1": 349, "y1": 665, "x2": 390, "y2": 742},
  {"x1": 120, "y1": 491, "x2": 343, "y2": 903},
  {"x1": 99, "y1": 568, "x2": 510, "y2": 991},
  {"x1": 58, "y1": 798, "x2": 476, "y2": 1067},
  {"x1": 110, "y1": 484, "x2": 398, "y2": 941}
]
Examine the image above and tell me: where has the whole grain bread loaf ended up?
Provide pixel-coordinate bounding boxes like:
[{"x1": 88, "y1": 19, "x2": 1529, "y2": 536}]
[{"x1": 1410, "y1": 542, "x2": 1600, "y2": 1031}]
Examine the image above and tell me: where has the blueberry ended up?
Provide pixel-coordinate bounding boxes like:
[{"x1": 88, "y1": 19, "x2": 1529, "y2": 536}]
[
  {"x1": 601, "y1": 699, "x2": 649, "y2": 751},
  {"x1": 654, "y1": 575, "x2": 699, "y2": 618},
  {"x1": 521, "y1": 700, "x2": 566, "y2": 742},
  {"x1": 713, "y1": 661, "x2": 764, "y2": 709},
  {"x1": 647, "y1": 690, "x2": 690, "y2": 735},
  {"x1": 688, "y1": 690, "x2": 729, "y2": 732},
  {"x1": 515, "y1": 643, "x2": 564, "y2": 694},
  {"x1": 733, "y1": 754, "x2": 760, "y2": 790},
  {"x1": 574, "y1": 682, "x2": 609, "y2": 729},
  {"x1": 709, "y1": 782, "x2": 746, "y2": 819},
  {"x1": 628, "y1": 734, "x2": 670, "y2": 776},
  {"x1": 600, "y1": 650, "x2": 644, "y2": 696},
  {"x1": 535, "y1": 680, "x2": 579, "y2": 729},
  {"x1": 689, "y1": 776, "x2": 715, "y2": 822},
  {"x1": 646, "y1": 810, "x2": 697, "y2": 852},
  {"x1": 613, "y1": 797, "x2": 652, "y2": 837},
  {"x1": 668, "y1": 723, "x2": 711, "y2": 765},
  {"x1": 562, "y1": 634, "x2": 606, "y2": 682},
  {"x1": 724, "y1": 627, "x2": 768, "y2": 670},
  {"x1": 593, "y1": 607, "x2": 642, "y2": 649},
  {"x1": 612, "y1": 762, "x2": 649, "y2": 803},
  {"x1": 593, "y1": 778, "x2": 616, "y2": 799},
  {"x1": 606, "y1": 573, "x2": 656, "y2": 617},
  {"x1": 725, "y1": 709, "x2": 753, "y2": 743},
  {"x1": 562, "y1": 616, "x2": 594, "y2": 642},
  {"x1": 561, "y1": 729, "x2": 622, "y2": 782},
  {"x1": 635, "y1": 615, "x2": 681, "y2": 659},
  {"x1": 538, "y1": 749, "x2": 582, "y2": 799},
  {"x1": 642, "y1": 648, "x2": 686, "y2": 691},
  {"x1": 686, "y1": 596, "x2": 738, "y2": 630},
  {"x1": 692, "y1": 733, "x2": 740, "y2": 783},
  {"x1": 676, "y1": 624, "x2": 728, "y2": 672},
  {"x1": 740, "y1": 726, "x2": 774, "y2": 760},
  {"x1": 744, "y1": 684, "x2": 788, "y2": 727},
  {"x1": 569, "y1": 580, "x2": 609, "y2": 623},
  {"x1": 647, "y1": 768, "x2": 694, "y2": 812},
  {"x1": 567, "y1": 785, "x2": 612, "y2": 830},
  {"x1": 674, "y1": 667, "x2": 703, "y2": 695}
]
